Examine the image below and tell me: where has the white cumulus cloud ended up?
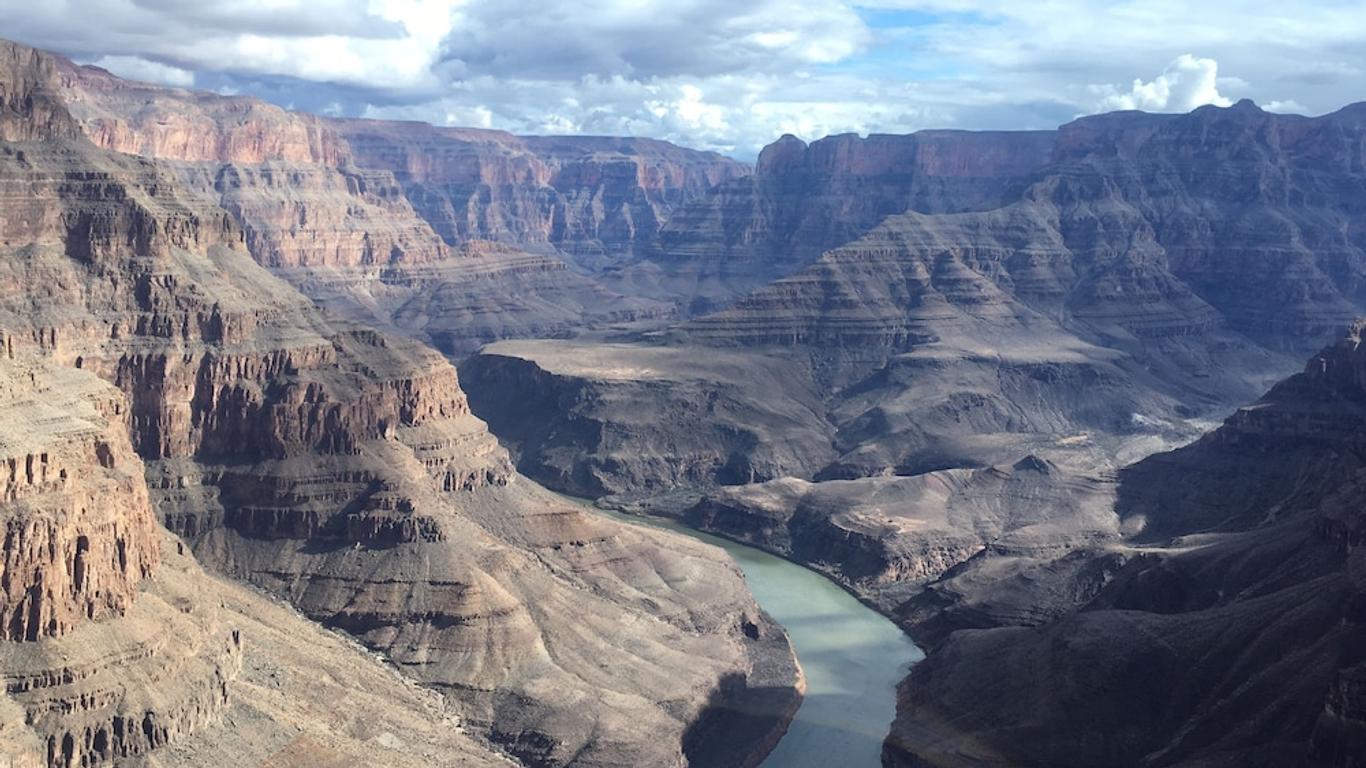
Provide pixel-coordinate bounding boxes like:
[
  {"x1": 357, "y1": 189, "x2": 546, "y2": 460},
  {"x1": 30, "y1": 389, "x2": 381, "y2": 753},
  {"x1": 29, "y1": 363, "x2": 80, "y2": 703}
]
[{"x1": 1093, "y1": 54, "x2": 1232, "y2": 113}]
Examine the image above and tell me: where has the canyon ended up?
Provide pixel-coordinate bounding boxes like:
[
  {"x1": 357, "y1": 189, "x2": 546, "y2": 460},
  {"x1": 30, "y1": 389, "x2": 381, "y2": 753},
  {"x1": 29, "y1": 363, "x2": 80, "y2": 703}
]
[
  {"x1": 883, "y1": 322, "x2": 1366, "y2": 767},
  {"x1": 0, "y1": 39, "x2": 799, "y2": 768},
  {"x1": 458, "y1": 89, "x2": 1366, "y2": 767},
  {"x1": 1, "y1": 29, "x2": 1365, "y2": 768}
]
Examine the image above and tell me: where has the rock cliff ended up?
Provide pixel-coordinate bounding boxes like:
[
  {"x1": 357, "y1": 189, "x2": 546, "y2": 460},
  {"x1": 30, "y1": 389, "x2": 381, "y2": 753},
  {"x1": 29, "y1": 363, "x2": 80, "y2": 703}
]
[
  {"x1": 0, "y1": 37, "x2": 800, "y2": 768},
  {"x1": 0, "y1": 355, "x2": 243, "y2": 768},
  {"x1": 882, "y1": 321, "x2": 1366, "y2": 767},
  {"x1": 47, "y1": 58, "x2": 740, "y2": 354},
  {"x1": 333, "y1": 119, "x2": 748, "y2": 265},
  {"x1": 459, "y1": 340, "x2": 836, "y2": 497},
  {"x1": 280, "y1": 240, "x2": 671, "y2": 357},
  {"x1": 686, "y1": 100, "x2": 1366, "y2": 356},
  {"x1": 630, "y1": 130, "x2": 1055, "y2": 308}
]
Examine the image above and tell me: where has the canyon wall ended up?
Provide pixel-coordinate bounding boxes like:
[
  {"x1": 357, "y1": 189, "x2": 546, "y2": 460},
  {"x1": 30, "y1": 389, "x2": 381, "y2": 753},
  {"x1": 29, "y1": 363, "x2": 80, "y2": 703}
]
[
  {"x1": 460, "y1": 341, "x2": 837, "y2": 497},
  {"x1": 51, "y1": 59, "x2": 745, "y2": 354},
  {"x1": 334, "y1": 119, "x2": 748, "y2": 264},
  {"x1": 633, "y1": 129, "x2": 1056, "y2": 308},
  {"x1": 882, "y1": 322, "x2": 1366, "y2": 767},
  {"x1": 685, "y1": 100, "x2": 1366, "y2": 355},
  {"x1": 0, "y1": 38, "x2": 800, "y2": 768},
  {"x1": 0, "y1": 355, "x2": 243, "y2": 768}
]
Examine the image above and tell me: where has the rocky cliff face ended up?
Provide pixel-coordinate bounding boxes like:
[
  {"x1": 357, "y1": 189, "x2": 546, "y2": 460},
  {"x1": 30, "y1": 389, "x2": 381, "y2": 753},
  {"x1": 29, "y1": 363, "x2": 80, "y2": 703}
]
[
  {"x1": 56, "y1": 58, "x2": 748, "y2": 271},
  {"x1": 0, "y1": 356, "x2": 244, "y2": 768},
  {"x1": 58, "y1": 63, "x2": 345, "y2": 165},
  {"x1": 0, "y1": 359, "x2": 513, "y2": 768},
  {"x1": 0, "y1": 41, "x2": 79, "y2": 143},
  {"x1": 57, "y1": 59, "x2": 451, "y2": 273},
  {"x1": 50, "y1": 57, "x2": 738, "y2": 354},
  {"x1": 631, "y1": 129, "x2": 1055, "y2": 308},
  {"x1": 460, "y1": 340, "x2": 837, "y2": 498},
  {"x1": 687, "y1": 100, "x2": 1366, "y2": 356},
  {"x1": 0, "y1": 360, "x2": 156, "y2": 641},
  {"x1": 281, "y1": 240, "x2": 671, "y2": 357},
  {"x1": 333, "y1": 120, "x2": 748, "y2": 265},
  {"x1": 0, "y1": 38, "x2": 800, "y2": 768},
  {"x1": 882, "y1": 321, "x2": 1366, "y2": 767}
]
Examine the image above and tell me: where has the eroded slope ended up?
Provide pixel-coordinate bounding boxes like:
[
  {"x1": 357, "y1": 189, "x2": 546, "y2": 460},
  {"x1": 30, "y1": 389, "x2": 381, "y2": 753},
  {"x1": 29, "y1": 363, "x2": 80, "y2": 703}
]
[
  {"x1": 0, "y1": 38, "x2": 800, "y2": 768},
  {"x1": 883, "y1": 322, "x2": 1366, "y2": 767}
]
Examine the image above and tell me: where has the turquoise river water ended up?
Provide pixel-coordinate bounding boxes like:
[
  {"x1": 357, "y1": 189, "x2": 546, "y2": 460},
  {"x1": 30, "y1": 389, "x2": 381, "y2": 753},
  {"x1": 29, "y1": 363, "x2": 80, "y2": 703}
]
[{"x1": 585, "y1": 503, "x2": 924, "y2": 767}]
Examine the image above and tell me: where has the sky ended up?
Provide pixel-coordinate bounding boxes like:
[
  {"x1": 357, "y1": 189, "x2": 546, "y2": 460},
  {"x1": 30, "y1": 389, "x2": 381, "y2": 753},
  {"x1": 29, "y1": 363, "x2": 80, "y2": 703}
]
[{"x1": 1, "y1": 0, "x2": 1363, "y2": 159}]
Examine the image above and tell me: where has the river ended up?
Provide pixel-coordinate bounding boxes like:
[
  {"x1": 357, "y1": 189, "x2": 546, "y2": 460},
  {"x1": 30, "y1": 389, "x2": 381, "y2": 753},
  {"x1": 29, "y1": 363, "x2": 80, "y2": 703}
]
[{"x1": 583, "y1": 503, "x2": 924, "y2": 767}]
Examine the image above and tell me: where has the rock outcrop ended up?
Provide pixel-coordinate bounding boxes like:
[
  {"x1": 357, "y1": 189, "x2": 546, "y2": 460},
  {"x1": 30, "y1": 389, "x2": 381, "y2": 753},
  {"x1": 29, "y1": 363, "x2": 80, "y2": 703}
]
[
  {"x1": 460, "y1": 340, "x2": 837, "y2": 498},
  {"x1": 0, "y1": 357, "x2": 243, "y2": 768},
  {"x1": 882, "y1": 321, "x2": 1366, "y2": 767},
  {"x1": 0, "y1": 37, "x2": 801, "y2": 768},
  {"x1": 332, "y1": 120, "x2": 747, "y2": 265},
  {"x1": 0, "y1": 360, "x2": 157, "y2": 641},
  {"x1": 629, "y1": 130, "x2": 1055, "y2": 308},
  {"x1": 49, "y1": 58, "x2": 739, "y2": 354}
]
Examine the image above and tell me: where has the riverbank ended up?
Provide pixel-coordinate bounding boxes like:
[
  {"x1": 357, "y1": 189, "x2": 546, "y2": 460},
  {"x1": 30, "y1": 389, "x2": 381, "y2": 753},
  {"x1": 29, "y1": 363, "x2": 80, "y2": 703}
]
[{"x1": 565, "y1": 495, "x2": 923, "y2": 768}]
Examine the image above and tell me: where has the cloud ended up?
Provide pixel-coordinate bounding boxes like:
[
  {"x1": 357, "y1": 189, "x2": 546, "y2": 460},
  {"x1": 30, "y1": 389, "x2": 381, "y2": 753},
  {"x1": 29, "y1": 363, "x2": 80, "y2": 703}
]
[
  {"x1": 1263, "y1": 99, "x2": 1308, "y2": 114},
  {"x1": 1092, "y1": 55, "x2": 1232, "y2": 113},
  {"x1": 438, "y1": 0, "x2": 869, "y2": 81},
  {"x1": 0, "y1": 0, "x2": 1363, "y2": 158},
  {"x1": 91, "y1": 55, "x2": 194, "y2": 87}
]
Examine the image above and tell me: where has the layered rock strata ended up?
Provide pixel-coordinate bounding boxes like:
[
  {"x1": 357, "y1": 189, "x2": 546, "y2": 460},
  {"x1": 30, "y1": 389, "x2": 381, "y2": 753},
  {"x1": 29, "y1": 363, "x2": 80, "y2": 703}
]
[
  {"x1": 0, "y1": 357, "x2": 242, "y2": 768},
  {"x1": 332, "y1": 120, "x2": 748, "y2": 264},
  {"x1": 0, "y1": 37, "x2": 801, "y2": 768},
  {"x1": 632, "y1": 130, "x2": 1056, "y2": 307},
  {"x1": 882, "y1": 321, "x2": 1366, "y2": 767},
  {"x1": 686, "y1": 456, "x2": 1116, "y2": 613},
  {"x1": 279, "y1": 241, "x2": 672, "y2": 357},
  {"x1": 460, "y1": 340, "x2": 838, "y2": 498},
  {"x1": 121, "y1": 538, "x2": 516, "y2": 768},
  {"x1": 51, "y1": 58, "x2": 728, "y2": 352}
]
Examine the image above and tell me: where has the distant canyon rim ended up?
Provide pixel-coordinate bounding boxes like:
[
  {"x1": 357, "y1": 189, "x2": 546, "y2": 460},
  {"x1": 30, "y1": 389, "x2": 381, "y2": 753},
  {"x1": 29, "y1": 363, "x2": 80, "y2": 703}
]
[{"x1": 0, "y1": 33, "x2": 1364, "y2": 768}]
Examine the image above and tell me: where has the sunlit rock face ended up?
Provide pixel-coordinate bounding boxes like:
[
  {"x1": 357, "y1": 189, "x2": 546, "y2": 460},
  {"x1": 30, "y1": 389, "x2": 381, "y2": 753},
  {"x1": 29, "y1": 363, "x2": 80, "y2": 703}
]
[
  {"x1": 0, "y1": 38, "x2": 801, "y2": 768},
  {"x1": 51, "y1": 58, "x2": 741, "y2": 356},
  {"x1": 0, "y1": 353, "x2": 244, "y2": 768},
  {"x1": 333, "y1": 120, "x2": 748, "y2": 264}
]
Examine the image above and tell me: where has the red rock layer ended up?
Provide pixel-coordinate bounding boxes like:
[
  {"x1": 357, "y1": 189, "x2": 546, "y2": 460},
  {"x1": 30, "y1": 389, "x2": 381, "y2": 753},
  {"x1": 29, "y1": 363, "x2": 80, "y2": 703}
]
[
  {"x1": 0, "y1": 39, "x2": 799, "y2": 767},
  {"x1": 332, "y1": 120, "x2": 749, "y2": 260},
  {"x1": 0, "y1": 361, "x2": 158, "y2": 641}
]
